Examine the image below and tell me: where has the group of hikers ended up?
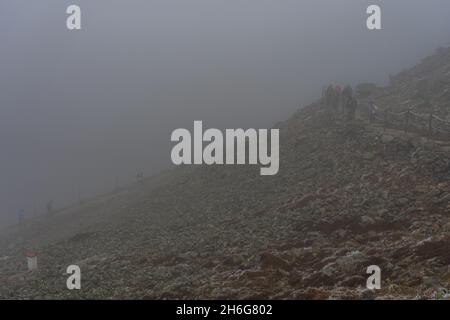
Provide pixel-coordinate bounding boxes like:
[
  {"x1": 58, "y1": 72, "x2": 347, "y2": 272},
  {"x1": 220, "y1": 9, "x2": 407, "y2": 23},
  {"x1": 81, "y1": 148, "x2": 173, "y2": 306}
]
[
  {"x1": 16, "y1": 200, "x2": 54, "y2": 225},
  {"x1": 324, "y1": 84, "x2": 379, "y2": 122},
  {"x1": 136, "y1": 171, "x2": 145, "y2": 184},
  {"x1": 17, "y1": 171, "x2": 146, "y2": 225},
  {"x1": 324, "y1": 84, "x2": 358, "y2": 121}
]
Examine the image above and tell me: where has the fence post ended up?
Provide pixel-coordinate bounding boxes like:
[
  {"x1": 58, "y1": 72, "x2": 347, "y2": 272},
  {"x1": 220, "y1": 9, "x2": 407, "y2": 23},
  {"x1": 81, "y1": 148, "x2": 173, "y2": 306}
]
[
  {"x1": 384, "y1": 109, "x2": 389, "y2": 131},
  {"x1": 405, "y1": 109, "x2": 410, "y2": 133},
  {"x1": 428, "y1": 111, "x2": 433, "y2": 137}
]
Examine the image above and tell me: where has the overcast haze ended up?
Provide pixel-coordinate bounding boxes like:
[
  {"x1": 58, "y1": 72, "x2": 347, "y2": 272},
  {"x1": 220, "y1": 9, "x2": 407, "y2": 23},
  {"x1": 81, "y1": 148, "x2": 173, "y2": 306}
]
[{"x1": 1, "y1": 0, "x2": 450, "y2": 226}]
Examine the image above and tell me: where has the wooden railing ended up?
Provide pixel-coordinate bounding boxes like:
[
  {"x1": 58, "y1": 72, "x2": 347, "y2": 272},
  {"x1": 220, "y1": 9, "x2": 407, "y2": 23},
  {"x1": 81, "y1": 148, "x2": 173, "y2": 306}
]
[{"x1": 371, "y1": 108, "x2": 450, "y2": 140}]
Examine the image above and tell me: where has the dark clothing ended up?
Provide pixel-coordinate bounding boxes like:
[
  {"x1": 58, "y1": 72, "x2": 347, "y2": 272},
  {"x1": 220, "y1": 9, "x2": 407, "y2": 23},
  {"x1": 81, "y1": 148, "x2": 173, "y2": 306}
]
[
  {"x1": 342, "y1": 86, "x2": 353, "y2": 99},
  {"x1": 18, "y1": 210, "x2": 25, "y2": 224},
  {"x1": 342, "y1": 86, "x2": 353, "y2": 110},
  {"x1": 46, "y1": 201, "x2": 53, "y2": 215},
  {"x1": 326, "y1": 85, "x2": 341, "y2": 112},
  {"x1": 325, "y1": 85, "x2": 335, "y2": 108},
  {"x1": 368, "y1": 101, "x2": 378, "y2": 123},
  {"x1": 334, "y1": 86, "x2": 342, "y2": 110},
  {"x1": 347, "y1": 97, "x2": 357, "y2": 121}
]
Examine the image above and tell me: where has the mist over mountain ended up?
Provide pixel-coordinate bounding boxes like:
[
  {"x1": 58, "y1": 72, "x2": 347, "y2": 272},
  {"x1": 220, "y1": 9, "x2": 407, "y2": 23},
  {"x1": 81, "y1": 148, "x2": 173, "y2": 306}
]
[
  {"x1": 1, "y1": 39, "x2": 450, "y2": 299},
  {"x1": 2, "y1": 1, "x2": 450, "y2": 227}
]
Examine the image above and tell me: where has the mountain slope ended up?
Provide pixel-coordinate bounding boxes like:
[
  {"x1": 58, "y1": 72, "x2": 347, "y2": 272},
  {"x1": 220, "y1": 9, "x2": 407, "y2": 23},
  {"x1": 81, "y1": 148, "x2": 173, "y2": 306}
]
[{"x1": 1, "y1": 49, "x2": 450, "y2": 299}]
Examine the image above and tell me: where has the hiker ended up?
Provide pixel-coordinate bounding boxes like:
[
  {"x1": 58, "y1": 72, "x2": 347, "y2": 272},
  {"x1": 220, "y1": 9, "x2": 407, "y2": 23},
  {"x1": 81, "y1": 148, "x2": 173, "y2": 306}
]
[
  {"x1": 342, "y1": 85, "x2": 353, "y2": 113},
  {"x1": 136, "y1": 172, "x2": 144, "y2": 184},
  {"x1": 346, "y1": 96, "x2": 358, "y2": 121},
  {"x1": 46, "y1": 200, "x2": 53, "y2": 216},
  {"x1": 17, "y1": 209, "x2": 25, "y2": 225},
  {"x1": 368, "y1": 99, "x2": 378, "y2": 123},
  {"x1": 335, "y1": 85, "x2": 343, "y2": 110},
  {"x1": 325, "y1": 85, "x2": 335, "y2": 109}
]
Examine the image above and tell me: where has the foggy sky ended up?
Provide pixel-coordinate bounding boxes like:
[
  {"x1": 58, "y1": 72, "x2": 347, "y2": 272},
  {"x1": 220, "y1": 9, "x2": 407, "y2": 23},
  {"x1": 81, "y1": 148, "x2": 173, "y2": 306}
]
[{"x1": 1, "y1": 0, "x2": 450, "y2": 226}]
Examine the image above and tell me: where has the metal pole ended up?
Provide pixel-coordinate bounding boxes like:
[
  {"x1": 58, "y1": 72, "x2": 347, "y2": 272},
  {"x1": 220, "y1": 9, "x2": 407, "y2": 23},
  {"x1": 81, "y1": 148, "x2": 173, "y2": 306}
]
[
  {"x1": 384, "y1": 109, "x2": 389, "y2": 132},
  {"x1": 428, "y1": 111, "x2": 433, "y2": 136},
  {"x1": 405, "y1": 109, "x2": 410, "y2": 133}
]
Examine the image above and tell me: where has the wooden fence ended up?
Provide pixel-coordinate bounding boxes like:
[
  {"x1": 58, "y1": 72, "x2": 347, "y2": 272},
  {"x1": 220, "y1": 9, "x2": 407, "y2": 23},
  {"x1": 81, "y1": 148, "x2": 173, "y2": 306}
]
[{"x1": 371, "y1": 108, "x2": 450, "y2": 140}]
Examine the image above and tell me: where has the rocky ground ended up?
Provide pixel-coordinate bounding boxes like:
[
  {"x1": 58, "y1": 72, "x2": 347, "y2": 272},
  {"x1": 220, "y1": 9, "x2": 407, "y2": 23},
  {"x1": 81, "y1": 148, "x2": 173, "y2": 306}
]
[{"x1": 1, "y1": 49, "x2": 450, "y2": 300}]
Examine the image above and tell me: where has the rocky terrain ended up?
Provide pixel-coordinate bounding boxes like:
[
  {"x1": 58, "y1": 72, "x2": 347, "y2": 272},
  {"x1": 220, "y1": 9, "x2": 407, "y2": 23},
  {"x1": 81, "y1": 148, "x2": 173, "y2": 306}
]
[{"x1": 1, "y1": 48, "x2": 450, "y2": 300}]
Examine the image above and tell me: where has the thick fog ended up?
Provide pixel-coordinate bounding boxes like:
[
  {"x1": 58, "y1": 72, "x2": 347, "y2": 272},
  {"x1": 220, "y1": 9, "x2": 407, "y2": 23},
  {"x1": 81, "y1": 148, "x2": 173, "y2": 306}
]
[{"x1": 1, "y1": 0, "x2": 450, "y2": 226}]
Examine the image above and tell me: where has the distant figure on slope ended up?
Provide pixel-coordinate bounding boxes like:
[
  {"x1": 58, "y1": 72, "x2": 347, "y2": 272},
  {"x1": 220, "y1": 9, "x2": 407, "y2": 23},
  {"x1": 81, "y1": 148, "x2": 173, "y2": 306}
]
[
  {"x1": 342, "y1": 85, "x2": 353, "y2": 113},
  {"x1": 368, "y1": 99, "x2": 378, "y2": 123},
  {"x1": 325, "y1": 85, "x2": 335, "y2": 109},
  {"x1": 46, "y1": 200, "x2": 54, "y2": 216},
  {"x1": 346, "y1": 96, "x2": 358, "y2": 121},
  {"x1": 335, "y1": 85, "x2": 343, "y2": 110},
  {"x1": 17, "y1": 209, "x2": 25, "y2": 225},
  {"x1": 321, "y1": 86, "x2": 327, "y2": 102},
  {"x1": 136, "y1": 172, "x2": 144, "y2": 184}
]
